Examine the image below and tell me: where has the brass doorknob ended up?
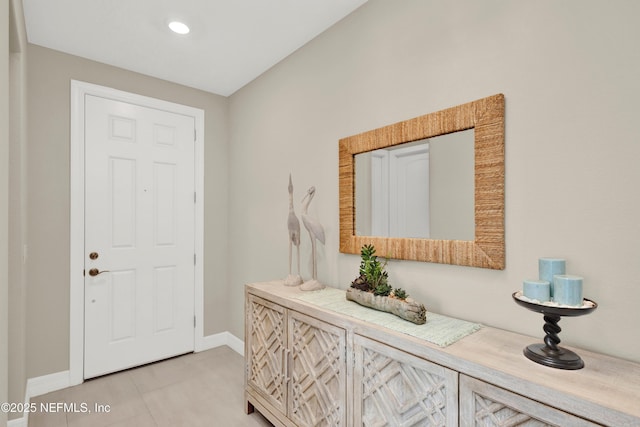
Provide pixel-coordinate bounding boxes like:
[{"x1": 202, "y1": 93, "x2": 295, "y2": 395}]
[{"x1": 88, "y1": 268, "x2": 110, "y2": 277}]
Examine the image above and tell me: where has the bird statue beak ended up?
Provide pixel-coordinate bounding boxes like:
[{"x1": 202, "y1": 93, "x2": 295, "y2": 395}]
[{"x1": 302, "y1": 186, "x2": 315, "y2": 202}]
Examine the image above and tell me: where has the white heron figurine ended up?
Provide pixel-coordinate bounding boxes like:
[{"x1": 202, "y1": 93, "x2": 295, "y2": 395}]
[
  {"x1": 300, "y1": 186, "x2": 325, "y2": 291},
  {"x1": 284, "y1": 174, "x2": 302, "y2": 286}
]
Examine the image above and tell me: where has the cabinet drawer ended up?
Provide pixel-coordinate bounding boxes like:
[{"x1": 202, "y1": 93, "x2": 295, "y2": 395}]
[{"x1": 460, "y1": 375, "x2": 601, "y2": 427}]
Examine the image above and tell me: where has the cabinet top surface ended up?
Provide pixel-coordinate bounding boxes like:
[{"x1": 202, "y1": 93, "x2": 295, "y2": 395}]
[{"x1": 246, "y1": 281, "x2": 640, "y2": 421}]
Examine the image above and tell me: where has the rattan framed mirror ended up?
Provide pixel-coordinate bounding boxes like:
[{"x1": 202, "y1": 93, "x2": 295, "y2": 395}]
[{"x1": 339, "y1": 94, "x2": 505, "y2": 269}]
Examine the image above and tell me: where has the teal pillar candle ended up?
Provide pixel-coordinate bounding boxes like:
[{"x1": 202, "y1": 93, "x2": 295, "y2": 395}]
[
  {"x1": 523, "y1": 279, "x2": 551, "y2": 302},
  {"x1": 539, "y1": 258, "x2": 566, "y2": 298},
  {"x1": 553, "y1": 275, "x2": 583, "y2": 306}
]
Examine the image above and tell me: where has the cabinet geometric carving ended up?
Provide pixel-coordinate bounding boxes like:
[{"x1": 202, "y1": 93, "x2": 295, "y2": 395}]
[
  {"x1": 459, "y1": 375, "x2": 600, "y2": 427},
  {"x1": 288, "y1": 312, "x2": 346, "y2": 426},
  {"x1": 471, "y1": 394, "x2": 553, "y2": 427},
  {"x1": 246, "y1": 294, "x2": 346, "y2": 426},
  {"x1": 246, "y1": 295, "x2": 287, "y2": 414},
  {"x1": 354, "y1": 335, "x2": 458, "y2": 426}
]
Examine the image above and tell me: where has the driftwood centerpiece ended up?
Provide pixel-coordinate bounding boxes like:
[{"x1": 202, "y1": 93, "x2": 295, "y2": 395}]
[
  {"x1": 346, "y1": 288, "x2": 426, "y2": 325},
  {"x1": 347, "y1": 244, "x2": 426, "y2": 325}
]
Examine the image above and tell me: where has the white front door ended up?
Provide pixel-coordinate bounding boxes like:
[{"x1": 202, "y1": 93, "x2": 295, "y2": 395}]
[{"x1": 83, "y1": 94, "x2": 195, "y2": 379}]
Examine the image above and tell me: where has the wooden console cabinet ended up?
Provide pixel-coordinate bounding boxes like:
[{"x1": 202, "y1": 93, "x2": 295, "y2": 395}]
[
  {"x1": 245, "y1": 281, "x2": 640, "y2": 426},
  {"x1": 246, "y1": 293, "x2": 346, "y2": 426}
]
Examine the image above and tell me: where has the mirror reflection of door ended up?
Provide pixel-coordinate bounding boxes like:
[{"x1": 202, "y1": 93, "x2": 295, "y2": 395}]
[
  {"x1": 390, "y1": 144, "x2": 430, "y2": 238},
  {"x1": 355, "y1": 129, "x2": 475, "y2": 241},
  {"x1": 356, "y1": 142, "x2": 429, "y2": 238}
]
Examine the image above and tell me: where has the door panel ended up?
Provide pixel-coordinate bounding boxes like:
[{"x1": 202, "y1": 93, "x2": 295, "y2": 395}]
[
  {"x1": 84, "y1": 94, "x2": 195, "y2": 379},
  {"x1": 153, "y1": 162, "x2": 176, "y2": 246},
  {"x1": 153, "y1": 266, "x2": 176, "y2": 332},
  {"x1": 110, "y1": 270, "x2": 136, "y2": 341},
  {"x1": 110, "y1": 157, "x2": 137, "y2": 248}
]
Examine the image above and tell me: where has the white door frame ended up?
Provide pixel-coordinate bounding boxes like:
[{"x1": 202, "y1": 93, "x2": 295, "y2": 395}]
[{"x1": 69, "y1": 80, "x2": 205, "y2": 385}]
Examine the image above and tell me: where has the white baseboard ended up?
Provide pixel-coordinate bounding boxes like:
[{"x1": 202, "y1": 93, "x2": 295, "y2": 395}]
[
  {"x1": 7, "y1": 370, "x2": 71, "y2": 427},
  {"x1": 225, "y1": 332, "x2": 245, "y2": 356},
  {"x1": 199, "y1": 331, "x2": 244, "y2": 357},
  {"x1": 27, "y1": 370, "x2": 71, "y2": 398},
  {"x1": 5, "y1": 384, "x2": 29, "y2": 427}
]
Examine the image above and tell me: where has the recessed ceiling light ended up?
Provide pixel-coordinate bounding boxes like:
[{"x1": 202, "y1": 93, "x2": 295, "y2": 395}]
[{"x1": 168, "y1": 21, "x2": 190, "y2": 35}]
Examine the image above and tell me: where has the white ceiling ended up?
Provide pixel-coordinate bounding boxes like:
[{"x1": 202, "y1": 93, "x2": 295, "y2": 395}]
[{"x1": 22, "y1": 0, "x2": 368, "y2": 96}]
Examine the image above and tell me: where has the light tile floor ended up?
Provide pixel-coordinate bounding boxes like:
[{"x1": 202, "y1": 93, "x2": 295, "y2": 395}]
[{"x1": 28, "y1": 346, "x2": 273, "y2": 427}]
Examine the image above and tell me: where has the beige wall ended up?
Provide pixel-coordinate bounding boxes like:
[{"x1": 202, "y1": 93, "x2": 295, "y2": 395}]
[
  {"x1": 229, "y1": 0, "x2": 640, "y2": 362},
  {"x1": 25, "y1": 44, "x2": 230, "y2": 378},
  {"x1": 1, "y1": 0, "x2": 10, "y2": 423},
  {"x1": 10, "y1": 0, "x2": 640, "y2": 389}
]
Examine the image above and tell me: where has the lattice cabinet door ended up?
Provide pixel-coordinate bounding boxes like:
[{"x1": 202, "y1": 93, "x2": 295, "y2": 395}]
[
  {"x1": 288, "y1": 311, "x2": 347, "y2": 427},
  {"x1": 353, "y1": 335, "x2": 458, "y2": 427},
  {"x1": 459, "y1": 375, "x2": 601, "y2": 427},
  {"x1": 246, "y1": 295, "x2": 288, "y2": 415}
]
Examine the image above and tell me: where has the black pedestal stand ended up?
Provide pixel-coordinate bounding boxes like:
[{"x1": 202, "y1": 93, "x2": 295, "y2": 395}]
[{"x1": 512, "y1": 292, "x2": 597, "y2": 370}]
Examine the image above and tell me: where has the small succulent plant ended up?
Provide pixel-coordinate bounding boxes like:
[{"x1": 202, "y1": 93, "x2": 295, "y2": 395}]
[
  {"x1": 393, "y1": 288, "x2": 408, "y2": 300},
  {"x1": 373, "y1": 282, "x2": 393, "y2": 297},
  {"x1": 351, "y1": 244, "x2": 393, "y2": 294}
]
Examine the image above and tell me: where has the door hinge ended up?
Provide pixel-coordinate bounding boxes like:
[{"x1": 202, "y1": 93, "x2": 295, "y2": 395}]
[
  {"x1": 194, "y1": 315, "x2": 196, "y2": 328},
  {"x1": 194, "y1": 129, "x2": 197, "y2": 142},
  {"x1": 194, "y1": 253, "x2": 196, "y2": 265},
  {"x1": 194, "y1": 192, "x2": 196, "y2": 203}
]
